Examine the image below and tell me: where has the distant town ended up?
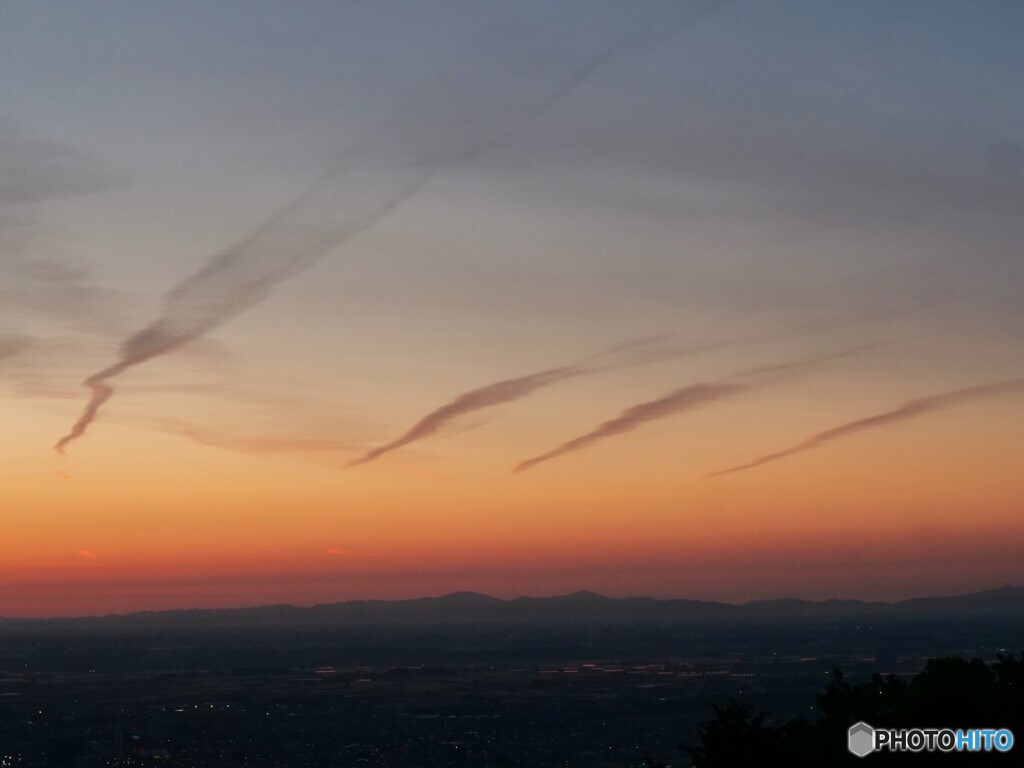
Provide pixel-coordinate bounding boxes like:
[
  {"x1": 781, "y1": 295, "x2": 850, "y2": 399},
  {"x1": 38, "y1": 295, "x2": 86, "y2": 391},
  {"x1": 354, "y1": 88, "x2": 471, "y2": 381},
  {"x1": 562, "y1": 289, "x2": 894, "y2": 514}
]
[{"x1": 2, "y1": 588, "x2": 1022, "y2": 766}]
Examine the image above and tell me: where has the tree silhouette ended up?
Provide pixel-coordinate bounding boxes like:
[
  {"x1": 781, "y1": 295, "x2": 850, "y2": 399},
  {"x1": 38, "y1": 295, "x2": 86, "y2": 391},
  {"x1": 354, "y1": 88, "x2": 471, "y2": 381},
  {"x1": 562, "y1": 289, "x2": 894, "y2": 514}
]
[
  {"x1": 686, "y1": 700, "x2": 781, "y2": 767},
  {"x1": 687, "y1": 654, "x2": 1024, "y2": 766}
]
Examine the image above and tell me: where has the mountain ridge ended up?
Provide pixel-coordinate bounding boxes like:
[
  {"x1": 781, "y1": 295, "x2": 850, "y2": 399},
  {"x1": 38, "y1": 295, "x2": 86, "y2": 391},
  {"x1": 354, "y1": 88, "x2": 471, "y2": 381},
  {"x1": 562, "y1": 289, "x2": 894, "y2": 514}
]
[{"x1": 3, "y1": 585, "x2": 1023, "y2": 626}]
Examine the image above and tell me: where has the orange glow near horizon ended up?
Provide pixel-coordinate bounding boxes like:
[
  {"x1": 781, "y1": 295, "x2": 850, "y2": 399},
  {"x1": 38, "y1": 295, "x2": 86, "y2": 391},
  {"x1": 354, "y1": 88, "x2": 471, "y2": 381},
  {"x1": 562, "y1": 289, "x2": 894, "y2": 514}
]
[
  {"x1": 2, "y1": 378, "x2": 1024, "y2": 618},
  {"x1": 4, "y1": 380, "x2": 1024, "y2": 616}
]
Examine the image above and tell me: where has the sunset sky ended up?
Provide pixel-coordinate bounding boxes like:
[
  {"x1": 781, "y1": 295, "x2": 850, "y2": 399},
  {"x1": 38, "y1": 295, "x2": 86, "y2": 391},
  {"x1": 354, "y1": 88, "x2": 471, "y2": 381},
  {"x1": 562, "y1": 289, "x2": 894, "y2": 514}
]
[{"x1": 2, "y1": 1, "x2": 1024, "y2": 617}]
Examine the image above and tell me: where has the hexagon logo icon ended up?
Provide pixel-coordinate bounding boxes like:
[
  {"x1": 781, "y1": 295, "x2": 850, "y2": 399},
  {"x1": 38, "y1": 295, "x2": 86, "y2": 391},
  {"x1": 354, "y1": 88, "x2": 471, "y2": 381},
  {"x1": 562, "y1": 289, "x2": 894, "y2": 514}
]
[{"x1": 848, "y1": 721, "x2": 875, "y2": 757}]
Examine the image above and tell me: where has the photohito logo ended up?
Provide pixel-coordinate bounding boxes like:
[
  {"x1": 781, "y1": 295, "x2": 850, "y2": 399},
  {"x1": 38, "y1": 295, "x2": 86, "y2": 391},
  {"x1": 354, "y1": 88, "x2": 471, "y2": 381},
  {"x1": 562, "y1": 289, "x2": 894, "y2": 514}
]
[{"x1": 848, "y1": 722, "x2": 1014, "y2": 757}]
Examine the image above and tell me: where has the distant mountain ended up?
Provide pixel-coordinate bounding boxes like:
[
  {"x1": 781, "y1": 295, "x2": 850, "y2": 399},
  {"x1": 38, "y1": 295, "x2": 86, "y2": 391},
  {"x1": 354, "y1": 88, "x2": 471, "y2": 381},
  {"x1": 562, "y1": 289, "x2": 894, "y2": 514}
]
[
  {"x1": 3, "y1": 585, "x2": 1023, "y2": 630},
  {"x1": 745, "y1": 585, "x2": 1024, "y2": 618}
]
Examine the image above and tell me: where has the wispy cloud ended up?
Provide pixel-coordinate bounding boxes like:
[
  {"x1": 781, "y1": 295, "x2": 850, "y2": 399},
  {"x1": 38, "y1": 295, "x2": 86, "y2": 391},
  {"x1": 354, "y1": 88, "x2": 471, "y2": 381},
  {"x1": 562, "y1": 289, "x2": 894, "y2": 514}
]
[
  {"x1": 0, "y1": 121, "x2": 127, "y2": 335},
  {"x1": 349, "y1": 366, "x2": 584, "y2": 467},
  {"x1": 177, "y1": 428, "x2": 355, "y2": 456},
  {"x1": 0, "y1": 334, "x2": 31, "y2": 364},
  {"x1": 53, "y1": 6, "x2": 726, "y2": 455},
  {"x1": 513, "y1": 381, "x2": 746, "y2": 474},
  {"x1": 0, "y1": 255, "x2": 130, "y2": 337},
  {"x1": 347, "y1": 332, "x2": 741, "y2": 467},
  {"x1": 708, "y1": 376, "x2": 1024, "y2": 478},
  {"x1": 734, "y1": 341, "x2": 884, "y2": 381},
  {"x1": 0, "y1": 120, "x2": 119, "y2": 207},
  {"x1": 512, "y1": 345, "x2": 879, "y2": 474}
]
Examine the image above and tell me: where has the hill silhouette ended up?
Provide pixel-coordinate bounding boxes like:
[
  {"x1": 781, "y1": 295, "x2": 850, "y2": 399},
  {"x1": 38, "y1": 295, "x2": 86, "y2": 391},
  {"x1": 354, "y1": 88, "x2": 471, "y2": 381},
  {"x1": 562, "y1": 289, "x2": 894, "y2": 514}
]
[{"x1": 3, "y1": 585, "x2": 1024, "y2": 629}]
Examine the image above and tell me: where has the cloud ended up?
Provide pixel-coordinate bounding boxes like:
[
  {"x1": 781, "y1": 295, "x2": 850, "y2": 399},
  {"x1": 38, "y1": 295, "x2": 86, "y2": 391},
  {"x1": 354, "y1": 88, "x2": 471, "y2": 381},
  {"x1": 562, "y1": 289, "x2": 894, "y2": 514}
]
[
  {"x1": 0, "y1": 121, "x2": 128, "y2": 335},
  {"x1": 0, "y1": 251, "x2": 128, "y2": 335},
  {"x1": 512, "y1": 344, "x2": 881, "y2": 473},
  {"x1": 0, "y1": 334, "x2": 31, "y2": 364},
  {"x1": 176, "y1": 428, "x2": 356, "y2": 456},
  {"x1": 0, "y1": 120, "x2": 120, "y2": 207},
  {"x1": 708, "y1": 376, "x2": 1024, "y2": 478},
  {"x1": 77, "y1": 549, "x2": 97, "y2": 560},
  {"x1": 53, "y1": 3, "x2": 728, "y2": 455},
  {"x1": 513, "y1": 381, "x2": 746, "y2": 473},
  {"x1": 734, "y1": 341, "x2": 885, "y2": 381},
  {"x1": 347, "y1": 331, "x2": 740, "y2": 468},
  {"x1": 348, "y1": 366, "x2": 584, "y2": 467},
  {"x1": 586, "y1": 332, "x2": 737, "y2": 370}
]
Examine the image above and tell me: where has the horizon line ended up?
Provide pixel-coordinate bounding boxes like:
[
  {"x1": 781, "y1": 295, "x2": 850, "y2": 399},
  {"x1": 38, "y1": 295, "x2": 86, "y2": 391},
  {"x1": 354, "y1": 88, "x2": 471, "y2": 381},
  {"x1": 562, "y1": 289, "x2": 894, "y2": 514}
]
[{"x1": 3, "y1": 583, "x2": 1021, "y2": 623}]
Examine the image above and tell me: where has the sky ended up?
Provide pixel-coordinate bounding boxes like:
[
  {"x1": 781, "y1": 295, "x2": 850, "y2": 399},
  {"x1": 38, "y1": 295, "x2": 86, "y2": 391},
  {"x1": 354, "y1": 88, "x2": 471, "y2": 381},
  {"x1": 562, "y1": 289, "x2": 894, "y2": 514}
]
[{"x1": 2, "y1": 0, "x2": 1023, "y2": 617}]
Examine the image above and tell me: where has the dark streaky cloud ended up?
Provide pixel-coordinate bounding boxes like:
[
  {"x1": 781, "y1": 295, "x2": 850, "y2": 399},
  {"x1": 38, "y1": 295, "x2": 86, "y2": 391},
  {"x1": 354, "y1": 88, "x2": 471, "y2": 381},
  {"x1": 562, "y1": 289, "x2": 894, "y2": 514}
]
[
  {"x1": 348, "y1": 366, "x2": 584, "y2": 467},
  {"x1": 708, "y1": 376, "x2": 1024, "y2": 477},
  {"x1": 347, "y1": 331, "x2": 743, "y2": 468},
  {"x1": 511, "y1": 344, "x2": 881, "y2": 474},
  {"x1": 513, "y1": 382, "x2": 746, "y2": 474}
]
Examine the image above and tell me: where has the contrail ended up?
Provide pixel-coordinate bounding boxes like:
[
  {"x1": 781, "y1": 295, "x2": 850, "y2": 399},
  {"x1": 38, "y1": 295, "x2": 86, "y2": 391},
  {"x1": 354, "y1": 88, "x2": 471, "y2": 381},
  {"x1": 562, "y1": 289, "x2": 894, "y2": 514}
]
[
  {"x1": 54, "y1": 2, "x2": 729, "y2": 455},
  {"x1": 346, "y1": 332, "x2": 741, "y2": 467},
  {"x1": 733, "y1": 341, "x2": 885, "y2": 381},
  {"x1": 54, "y1": 365, "x2": 122, "y2": 454},
  {"x1": 708, "y1": 376, "x2": 1024, "y2": 478},
  {"x1": 513, "y1": 381, "x2": 746, "y2": 473},
  {"x1": 348, "y1": 366, "x2": 586, "y2": 467},
  {"x1": 512, "y1": 345, "x2": 880, "y2": 474}
]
